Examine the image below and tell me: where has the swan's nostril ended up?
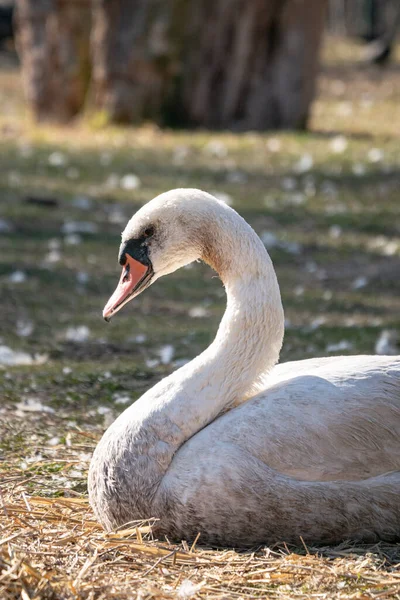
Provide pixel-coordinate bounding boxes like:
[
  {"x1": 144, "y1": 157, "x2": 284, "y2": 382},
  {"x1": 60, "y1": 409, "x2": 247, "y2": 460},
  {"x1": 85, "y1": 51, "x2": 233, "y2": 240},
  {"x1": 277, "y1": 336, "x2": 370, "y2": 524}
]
[{"x1": 122, "y1": 263, "x2": 130, "y2": 283}]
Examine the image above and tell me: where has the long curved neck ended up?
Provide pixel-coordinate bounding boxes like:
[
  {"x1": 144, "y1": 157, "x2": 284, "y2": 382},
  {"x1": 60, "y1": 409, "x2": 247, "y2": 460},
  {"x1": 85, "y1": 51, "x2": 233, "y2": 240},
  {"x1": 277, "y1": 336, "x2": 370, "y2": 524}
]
[
  {"x1": 89, "y1": 206, "x2": 284, "y2": 527},
  {"x1": 149, "y1": 209, "x2": 284, "y2": 438},
  {"x1": 207, "y1": 256, "x2": 284, "y2": 405}
]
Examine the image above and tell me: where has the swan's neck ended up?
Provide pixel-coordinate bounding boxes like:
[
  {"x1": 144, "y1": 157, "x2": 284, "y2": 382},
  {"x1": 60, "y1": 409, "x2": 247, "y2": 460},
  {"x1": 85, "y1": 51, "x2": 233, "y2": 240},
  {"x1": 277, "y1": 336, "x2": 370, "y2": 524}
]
[
  {"x1": 187, "y1": 267, "x2": 283, "y2": 413},
  {"x1": 89, "y1": 209, "x2": 284, "y2": 526},
  {"x1": 149, "y1": 213, "x2": 284, "y2": 437}
]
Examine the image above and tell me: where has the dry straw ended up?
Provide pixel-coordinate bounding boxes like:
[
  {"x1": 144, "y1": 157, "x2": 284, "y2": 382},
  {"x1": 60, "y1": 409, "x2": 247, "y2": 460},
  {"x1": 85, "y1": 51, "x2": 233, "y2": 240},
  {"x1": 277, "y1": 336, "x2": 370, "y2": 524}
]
[
  {"x1": 2, "y1": 494, "x2": 400, "y2": 599},
  {"x1": 1, "y1": 424, "x2": 400, "y2": 599}
]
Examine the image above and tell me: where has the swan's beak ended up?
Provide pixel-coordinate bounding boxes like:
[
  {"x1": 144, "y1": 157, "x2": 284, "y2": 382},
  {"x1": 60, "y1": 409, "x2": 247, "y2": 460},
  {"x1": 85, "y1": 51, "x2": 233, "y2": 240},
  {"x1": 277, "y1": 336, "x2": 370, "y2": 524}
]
[{"x1": 103, "y1": 255, "x2": 151, "y2": 321}]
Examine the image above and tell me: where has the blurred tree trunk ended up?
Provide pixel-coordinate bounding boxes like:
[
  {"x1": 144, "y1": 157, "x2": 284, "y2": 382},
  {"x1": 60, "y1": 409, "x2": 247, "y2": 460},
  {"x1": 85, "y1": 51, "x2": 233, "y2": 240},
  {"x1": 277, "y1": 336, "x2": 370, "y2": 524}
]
[
  {"x1": 16, "y1": 0, "x2": 327, "y2": 130},
  {"x1": 327, "y1": 0, "x2": 399, "y2": 40},
  {"x1": 177, "y1": 0, "x2": 327, "y2": 130},
  {"x1": 90, "y1": 0, "x2": 174, "y2": 123},
  {"x1": 91, "y1": 0, "x2": 327, "y2": 130},
  {"x1": 15, "y1": 0, "x2": 91, "y2": 122}
]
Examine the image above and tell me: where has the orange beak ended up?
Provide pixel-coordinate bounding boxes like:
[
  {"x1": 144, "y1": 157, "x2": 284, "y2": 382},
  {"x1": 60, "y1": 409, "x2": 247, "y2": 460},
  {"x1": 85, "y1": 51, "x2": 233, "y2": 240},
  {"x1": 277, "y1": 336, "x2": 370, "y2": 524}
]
[{"x1": 103, "y1": 255, "x2": 149, "y2": 321}]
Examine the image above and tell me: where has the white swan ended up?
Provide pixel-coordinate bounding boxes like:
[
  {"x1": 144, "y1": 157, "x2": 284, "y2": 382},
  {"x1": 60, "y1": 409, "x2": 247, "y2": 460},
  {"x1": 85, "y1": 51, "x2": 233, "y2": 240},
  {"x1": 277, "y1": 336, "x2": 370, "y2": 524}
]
[{"x1": 89, "y1": 188, "x2": 400, "y2": 546}]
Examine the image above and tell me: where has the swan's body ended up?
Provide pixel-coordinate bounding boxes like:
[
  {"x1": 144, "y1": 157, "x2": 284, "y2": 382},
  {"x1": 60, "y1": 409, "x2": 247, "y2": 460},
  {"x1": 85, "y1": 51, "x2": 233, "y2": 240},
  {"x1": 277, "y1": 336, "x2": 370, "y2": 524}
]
[{"x1": 89, "y1": 189, "x2": 400, "y2": 546}]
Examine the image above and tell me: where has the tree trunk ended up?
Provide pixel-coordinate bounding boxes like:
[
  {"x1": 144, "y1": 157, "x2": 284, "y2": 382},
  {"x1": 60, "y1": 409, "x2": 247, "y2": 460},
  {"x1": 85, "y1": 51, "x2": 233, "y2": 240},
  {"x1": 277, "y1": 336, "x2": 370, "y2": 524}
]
[
  {"x1": 175, "y1": 0, "x2": 327, "y2": 130},
  {"x1": 15, "y1": 0, "x2": 91, "y2": 122},
  {"x1": 91, "y1": 0, "x2": 327, "y2": 130},
  {"x1": 90, "y1": 0, "x2": 175, "y2": 123},
  {"x1": 17, "y1": 0, "x2": 327, "y2": 130}
]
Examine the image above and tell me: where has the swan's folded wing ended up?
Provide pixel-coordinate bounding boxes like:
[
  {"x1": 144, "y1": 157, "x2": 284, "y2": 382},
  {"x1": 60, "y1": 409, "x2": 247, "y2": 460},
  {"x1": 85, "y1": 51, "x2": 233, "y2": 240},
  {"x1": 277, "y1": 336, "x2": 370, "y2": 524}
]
[{"x1": 183, "y1": 355, "x2": 400, "y2": 483}]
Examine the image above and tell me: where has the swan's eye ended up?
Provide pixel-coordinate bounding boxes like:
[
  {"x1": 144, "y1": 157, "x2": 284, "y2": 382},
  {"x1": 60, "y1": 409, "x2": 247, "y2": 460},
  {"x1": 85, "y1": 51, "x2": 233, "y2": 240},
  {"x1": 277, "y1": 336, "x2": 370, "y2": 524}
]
[{"x1": 143, "y1": 226, "x2": 154, "y2": 238}]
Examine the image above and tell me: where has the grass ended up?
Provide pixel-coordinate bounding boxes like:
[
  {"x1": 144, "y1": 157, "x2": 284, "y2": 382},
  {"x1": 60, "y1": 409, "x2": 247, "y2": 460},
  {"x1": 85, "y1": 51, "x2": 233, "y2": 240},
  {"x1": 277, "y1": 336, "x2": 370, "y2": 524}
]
[{"x1": 1, "y1": 35, "x2": 400, "y2": 598}]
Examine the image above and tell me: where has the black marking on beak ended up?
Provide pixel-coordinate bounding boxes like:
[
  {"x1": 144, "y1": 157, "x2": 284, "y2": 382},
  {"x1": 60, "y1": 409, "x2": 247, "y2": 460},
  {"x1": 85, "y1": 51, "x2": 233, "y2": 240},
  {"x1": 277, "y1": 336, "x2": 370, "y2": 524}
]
[{"x1": 119, "y1": 236, "x2": 151, "y2": 267}]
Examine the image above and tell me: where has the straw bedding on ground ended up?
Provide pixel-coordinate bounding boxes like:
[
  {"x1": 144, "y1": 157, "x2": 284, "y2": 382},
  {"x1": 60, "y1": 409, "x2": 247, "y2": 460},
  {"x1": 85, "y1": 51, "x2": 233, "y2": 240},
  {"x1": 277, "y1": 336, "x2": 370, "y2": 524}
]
[{"x1": 1, "y1": 409, "x2": 400, "y2": 599}]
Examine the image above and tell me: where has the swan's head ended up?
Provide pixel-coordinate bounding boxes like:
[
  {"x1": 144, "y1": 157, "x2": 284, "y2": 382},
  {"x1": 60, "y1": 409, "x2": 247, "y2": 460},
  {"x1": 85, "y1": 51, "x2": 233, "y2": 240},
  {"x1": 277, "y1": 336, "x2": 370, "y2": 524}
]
[{"x1": 103, "y1": 188, "x2": 231, "y2": 320}]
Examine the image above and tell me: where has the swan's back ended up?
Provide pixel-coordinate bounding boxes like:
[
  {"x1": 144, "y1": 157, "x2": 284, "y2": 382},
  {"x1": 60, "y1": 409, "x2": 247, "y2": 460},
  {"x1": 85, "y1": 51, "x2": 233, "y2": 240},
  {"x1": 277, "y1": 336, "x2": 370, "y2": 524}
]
[
  {"x1": 169, "y1": 355, "x2": 400, "y2": 484},
  {"x1": 269, "y1": 354, "x2": 400, "y2": 390},
  {"x1": 154, "y1": 354, "x2": 400, "y2": 545}
]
